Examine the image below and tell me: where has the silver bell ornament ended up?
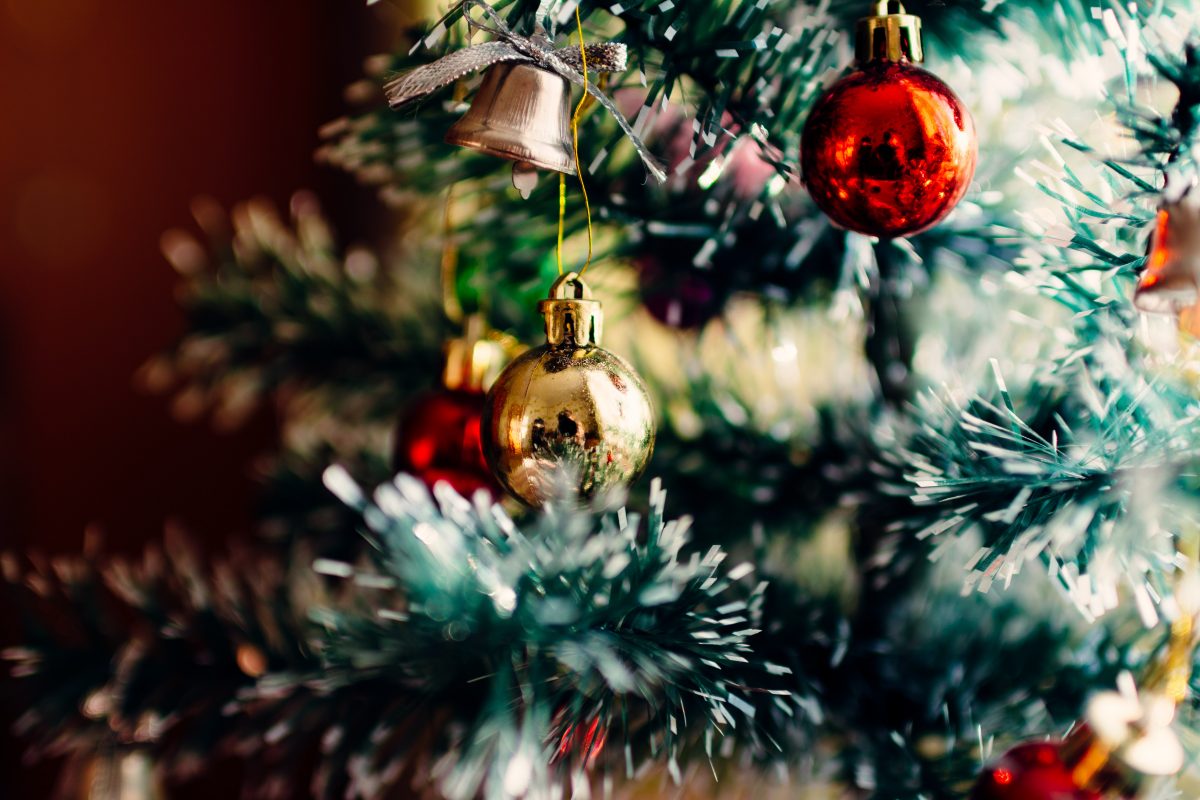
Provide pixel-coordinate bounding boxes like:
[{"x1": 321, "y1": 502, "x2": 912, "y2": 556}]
[
  {"x1": 444, "y1": 62, "x2": 576, "y2": 178},
  {"x1": 482, "y1": 273, "x2": 655, "y2": 506}
]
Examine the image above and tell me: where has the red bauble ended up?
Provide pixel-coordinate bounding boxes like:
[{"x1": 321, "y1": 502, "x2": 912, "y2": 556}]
[
  {"x1": 394, "y1": 389, "x2": 496, "y2": 496},
  {"x1": 970, "y1": 742, "x2": 1102, "y2": 800},
  {"x1": 801, "y1": 61, "x2": 977, "y2": 238}
]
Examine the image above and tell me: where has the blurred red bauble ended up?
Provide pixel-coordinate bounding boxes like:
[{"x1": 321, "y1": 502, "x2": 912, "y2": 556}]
[
  {"x1": 396, "y1": 315, "x2": 511, "y2": 496},
  {"x1": 637, "y1": 253, "x2": 721, "y2": 329},
  {"x1": 970, "y1": 742, "x2": 1101, "y2": 800},
  {"x1": 394, "y1": 389, "x2": 496, "y2": 497},
  {"x1": 801, "y1": 60, "x2": 976, "y2": 239}
]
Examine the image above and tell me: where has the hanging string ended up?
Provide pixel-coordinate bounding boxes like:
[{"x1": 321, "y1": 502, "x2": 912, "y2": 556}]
[
  {"x1": 443, "y1": 79, "x2": 471, "y2": 321},
  {"x1": 1147, "y1": 542, "x2": 1200, "y2": 704},
  {"x1": 1161, "y1": 610, "x2": 1195, "y2": 704},
  {"x1": 557, "y1": 173, "x2": 567, "y2": 275},
  {"x1": 555, "y1": 6, "x2": 595, "y2": 277},
  {"x1": 572, "y1": 6, "x2": 594, "y2": 276},
  {"x1": 441, "y1": 184, "x2": 464, "y2": 324}
]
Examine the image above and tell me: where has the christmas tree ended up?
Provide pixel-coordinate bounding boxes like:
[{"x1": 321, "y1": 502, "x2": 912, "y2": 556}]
[{"x1": 6, "y1": 0, "x2": 1200, "y2": 797}]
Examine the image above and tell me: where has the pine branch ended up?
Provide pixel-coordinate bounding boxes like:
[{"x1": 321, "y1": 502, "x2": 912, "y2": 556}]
[
  {"x1": 256, "y1": 448, "x2": 393, "y2": 558},
  {"x1": 3, "y1": 483, "x2": 1173, "y2": 799},
  {"x1": 829, "y1": 576, "x2": 1134, "y2": 798},
  {"x1": 1, "y1": 532, "x2": 315, "y2": 776},
  {"x1": 883, "y1": 356, "x2": 1200, "y2": 612},
  {"x1": 147, "y1": 194, "x2": 446, "y2": 429},
  {"x1": 1021, "y1": 27, "x2": 1200, "y2": 321},
  {"x1": 308, "y1": 468, "x2": 797, "y2": 799}
]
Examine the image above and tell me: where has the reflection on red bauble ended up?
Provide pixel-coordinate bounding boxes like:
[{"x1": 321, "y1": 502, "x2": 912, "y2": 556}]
[
  {"x1": 801, "y1": 61, "x2": 977, "y2": 238},
  {"x1": 970, "y1": 742, "x2": 1101, "y2": 800},
  {"x1": 394, "y1": 389, "x2": 496, "y2": 497}
]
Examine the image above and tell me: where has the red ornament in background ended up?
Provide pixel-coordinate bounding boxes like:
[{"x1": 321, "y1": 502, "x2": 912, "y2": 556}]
[
  {"x1": 394, "y1": 317, "x2": 510, "y2": 497},
  {"x1": 395, "y1": 389, "x2": 493, "y2": 496},
  {"x1": 971, "y1": 686, "x2": 1187, "y2": 800},
  {"x1": 637, "y1": 253, "x2": 721, "y2": 329},
  {"x1": 801, "y1": 1, "x2": 977, "y2": 239},
  {"x1": 970, "y1": 742, "x2": 1101, "y2": 800}
]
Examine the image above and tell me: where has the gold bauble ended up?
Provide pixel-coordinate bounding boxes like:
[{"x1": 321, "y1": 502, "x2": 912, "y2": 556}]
[{"x1": 483, "y1": 273, "x2": 655, "y2": 506}]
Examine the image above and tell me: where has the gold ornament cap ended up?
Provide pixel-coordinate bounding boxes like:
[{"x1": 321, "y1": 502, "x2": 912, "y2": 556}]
[
  {"x1": 442, "y1": 314, "x2": 508, "y2": 393},
  {"x1": 538, "y1": 272, "x2": 604, "y2": 347},
  {"x1": 857, "y1": 0, "x2": 924, "y2": 64}
]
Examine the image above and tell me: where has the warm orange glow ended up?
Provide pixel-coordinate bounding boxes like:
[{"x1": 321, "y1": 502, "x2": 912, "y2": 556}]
[
  {"x1": 1147, "y1": 209, "x2": 1172, "y2": 272},
  {"x1": 236, "y1": 644, "x2": 268, "y2": 678},
  {"x1": 1135, "y1": 208, "x2": 1179, "y2": 302},
  {"x1": 992, "y1": 767, "x2": 1014, "y2": 785}
]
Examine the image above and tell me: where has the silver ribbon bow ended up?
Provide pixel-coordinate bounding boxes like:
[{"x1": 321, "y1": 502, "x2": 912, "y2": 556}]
[{"x1": 384, "y1": 0, "x2": 666, "y2": 182}]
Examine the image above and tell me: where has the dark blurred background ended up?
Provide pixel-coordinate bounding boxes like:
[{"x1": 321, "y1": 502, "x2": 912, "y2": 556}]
[{"x1": 0, "y1": 0, "x2": 400, "y2": 795}]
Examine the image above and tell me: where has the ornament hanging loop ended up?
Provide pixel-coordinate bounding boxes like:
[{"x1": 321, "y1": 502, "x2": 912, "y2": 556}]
[
  {"x1": 540, "y1": 272, "x2": 602, "y2": 347},
  {"x1": 569, "y1": 4, "x2": 594, "y2": 275}
]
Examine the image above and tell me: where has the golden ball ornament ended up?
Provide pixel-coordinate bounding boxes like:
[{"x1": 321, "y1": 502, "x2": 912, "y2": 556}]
[{"x1": 482, "y1": 273, "x2": 655, "y2": 507}]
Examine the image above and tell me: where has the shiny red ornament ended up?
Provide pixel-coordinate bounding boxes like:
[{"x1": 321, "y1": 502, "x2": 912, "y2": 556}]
[
  {"x1": 801, "y1": 60, "x2": 977, "y2": 238},
  {"x1": 394, "y1": 389, "x2": 497, "y2": 497},
  {"x1": 970, "y1": 742, "x2": 1101, "y2": 800}
]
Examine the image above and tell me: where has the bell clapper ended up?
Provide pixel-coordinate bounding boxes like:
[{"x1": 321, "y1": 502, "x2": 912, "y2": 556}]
[{"x1": 512, "y1": 161, "x2": 539, "y2": 199}]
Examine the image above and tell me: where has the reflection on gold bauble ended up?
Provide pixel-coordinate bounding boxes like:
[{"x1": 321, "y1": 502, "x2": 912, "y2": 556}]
[{"x1": 483, "y1": 273, "x2": 655, "y2": 506}]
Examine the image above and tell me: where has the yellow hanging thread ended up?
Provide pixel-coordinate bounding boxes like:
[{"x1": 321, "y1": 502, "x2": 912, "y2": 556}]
[
  {"x1": 557, "y1": 172, "x2": 567, "y2": 275},
  {"x1": 1151, "y1": 554, "x2": 1200, "y2": 705},
  {"x1": 555, "y1": 7, "x2": 595, "y2": 277},
  {"x1": 443, "y1": 78, "x2": 471, "y2": 320},
  {"x1": 572, "y1": 6, "x2": 594, "y2": 275},
  {"x1": 441, "y1": 185, "x2": 464, "y2": 324}
]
